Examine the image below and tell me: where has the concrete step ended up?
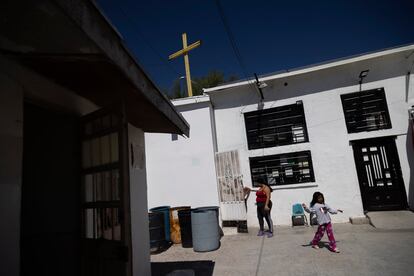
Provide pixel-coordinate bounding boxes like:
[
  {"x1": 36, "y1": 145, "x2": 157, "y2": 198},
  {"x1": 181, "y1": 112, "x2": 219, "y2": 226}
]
[{"x1": 366, "y1": 210, "x2": 414, "y2": 230}]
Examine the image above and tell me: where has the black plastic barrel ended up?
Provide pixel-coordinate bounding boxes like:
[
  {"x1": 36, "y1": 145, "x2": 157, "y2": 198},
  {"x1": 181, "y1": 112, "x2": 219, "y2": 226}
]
[
  {"x1": 150, "y1": 206, "x2": 171, "y2": 242},
  {"x1": 178, "y1": 209, "x2": 193, "y2": 248},
  {"x1": 148, "y1": 212, "x2": 165, "y2": 252}
]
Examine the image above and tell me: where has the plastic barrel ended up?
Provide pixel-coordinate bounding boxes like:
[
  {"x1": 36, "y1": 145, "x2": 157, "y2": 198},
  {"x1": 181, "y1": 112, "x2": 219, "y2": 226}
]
[
  {"x1": 191, "y1": 209, "x2": 220, "y2": 252},
  {"x1": 170, "y1": 206, "x2": 191, "y2": 244},
  {"x1": 194, "y1": 206, "x2": 222, "y2": 237},
  {"x1": 150, "y1": 206, "x2": 171, "y2": 242},
  {"x1": 194, "y1": 206, "x2": 219, "y2": 220},
  {"x1": 178, "y1": 209, "x2": 193, "y2": 248},
  {"x1": 148, "y1": 212, "x2": 165, "y2": 252}
]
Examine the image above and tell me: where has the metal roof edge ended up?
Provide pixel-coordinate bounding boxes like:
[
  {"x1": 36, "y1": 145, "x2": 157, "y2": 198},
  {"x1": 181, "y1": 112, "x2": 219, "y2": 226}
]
[
  {"x1": 54, "y1": 0, "x2": 190, "y2": 136},
  {"x1": 203, "y1": 43, "x2": 414, "y2": 93},
  {"x1": 171, "y1": 94, "x2": 210, "y2": 106}
]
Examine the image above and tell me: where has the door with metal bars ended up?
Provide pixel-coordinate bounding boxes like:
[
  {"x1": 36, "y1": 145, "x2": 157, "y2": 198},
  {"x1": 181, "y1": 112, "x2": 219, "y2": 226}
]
[
  {"x1": 215, "y1": 150, "x2": 247, "y2": 220},
  {"x1": 80, "y1": 105, "x2": 131, "y2": 276},
  {"x1": 352, "y1": 137, "x2": 408, "y2": 211}
]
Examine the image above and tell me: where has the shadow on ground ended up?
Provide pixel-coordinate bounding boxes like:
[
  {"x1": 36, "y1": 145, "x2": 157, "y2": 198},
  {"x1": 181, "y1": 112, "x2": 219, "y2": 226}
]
[
  {"x1": 151, "y1": 260, "x2": 215, "y2": 276},
  {"x1": 301, "y1": 241, "x2": 341, "y2": 251}
]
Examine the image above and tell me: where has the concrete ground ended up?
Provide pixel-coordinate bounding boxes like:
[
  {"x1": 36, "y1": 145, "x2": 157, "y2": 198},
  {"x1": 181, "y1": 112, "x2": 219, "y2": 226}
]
[
  {"x1": 151, "y1": 222, "x2": 414, "y2": 276},
  {"x1": 366, "y1": 211, "x2": 414, "y2": 230}
]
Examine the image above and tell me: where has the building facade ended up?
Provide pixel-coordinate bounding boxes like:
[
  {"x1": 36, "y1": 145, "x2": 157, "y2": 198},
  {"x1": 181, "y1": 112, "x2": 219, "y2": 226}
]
[{"x1": 146, "y1": 44, "x2": 414, "y2": 227}]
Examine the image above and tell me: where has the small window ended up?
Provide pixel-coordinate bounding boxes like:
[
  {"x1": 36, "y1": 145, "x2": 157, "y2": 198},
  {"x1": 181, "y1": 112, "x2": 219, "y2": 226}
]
[
  {"x1": 341, "y1": 88, "x2": 391, "y2": 133},
  {"x1": 250, "y1": 151, "x2": 315, "y2": 186},
  {"x1": 244, "y1": 101, "x2": 308, "y2": 150}
]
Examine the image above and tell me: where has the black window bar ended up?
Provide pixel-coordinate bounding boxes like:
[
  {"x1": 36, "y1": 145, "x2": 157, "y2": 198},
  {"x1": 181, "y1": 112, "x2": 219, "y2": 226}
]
[
  {"x1": 250, "y1": 150, "x2": 315, "y2": 186},
  {"x1": 341, "y1": 88, "x2": 392, "y2": 133},
  {"x1": 244, "y1": 101, "x2": 309, "y2": 150}
]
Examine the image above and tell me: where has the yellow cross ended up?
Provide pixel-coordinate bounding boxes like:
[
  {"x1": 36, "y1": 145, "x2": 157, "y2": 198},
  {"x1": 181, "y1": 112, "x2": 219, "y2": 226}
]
[{"x1": 169, "y1": 33, "x2": 201, "y2": 97}]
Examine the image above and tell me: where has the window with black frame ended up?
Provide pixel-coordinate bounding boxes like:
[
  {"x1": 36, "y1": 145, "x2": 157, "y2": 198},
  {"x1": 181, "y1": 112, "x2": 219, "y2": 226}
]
[
  {"x1": 341, "y1": 88, "x2": 392, "y2": 133},
  {"x1": 244, "y1": 101, "x2": 308, "y2": 150},
  {"x1": 250, "y1": 151, "x2": 315, "y2": 186}
]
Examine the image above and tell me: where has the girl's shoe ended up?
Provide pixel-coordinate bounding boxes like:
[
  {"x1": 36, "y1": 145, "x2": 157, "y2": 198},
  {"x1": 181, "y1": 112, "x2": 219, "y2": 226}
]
[
  {"x1": 266, "y1": 232, "x2": 273, "y2": 238},
  {"x1": 331, "y1": 248, "x2": 340, "y2": 253},
  {"x1": 257, "y1": 230, "x2": 265, "y2": 236},
  {"x1": 311, "y1": 244, "x2": 320, "y2": 249}
]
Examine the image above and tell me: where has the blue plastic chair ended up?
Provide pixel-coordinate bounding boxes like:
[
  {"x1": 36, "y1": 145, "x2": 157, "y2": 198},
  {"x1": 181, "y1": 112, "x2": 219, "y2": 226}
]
[{"x1": 291, "y1": 203, "x2": 308, "y2": 226}]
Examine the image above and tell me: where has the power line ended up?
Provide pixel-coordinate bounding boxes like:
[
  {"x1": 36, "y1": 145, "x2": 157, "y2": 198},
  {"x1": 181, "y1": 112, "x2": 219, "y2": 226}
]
[
  {"x1": 117, "y1": 6, "x2": 182, "y2": 78},
  {"x1": 214, "y1": 0, "x2": 261, "y2": 96}
]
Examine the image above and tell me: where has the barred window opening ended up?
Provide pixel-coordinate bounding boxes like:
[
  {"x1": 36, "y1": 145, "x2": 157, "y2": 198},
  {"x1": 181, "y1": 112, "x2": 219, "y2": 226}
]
[
  {"x1": 244, "y1": 102, "x2": 308, "y2": 150},
  {"x1": 250, "y1": 151, "x2": 315, "y2": 186},
  {"x1": 341, "y1": 88, "x2": 391, "y2": 133}
]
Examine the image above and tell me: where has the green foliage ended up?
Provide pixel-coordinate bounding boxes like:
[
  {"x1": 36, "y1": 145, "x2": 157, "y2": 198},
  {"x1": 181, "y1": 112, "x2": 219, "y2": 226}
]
[
  {"x1": 169, "y1": 71, "x2": 239, "y2": 99},
  {"x1": 169, "y1": 78, "x2": 185, "y2": 99}
]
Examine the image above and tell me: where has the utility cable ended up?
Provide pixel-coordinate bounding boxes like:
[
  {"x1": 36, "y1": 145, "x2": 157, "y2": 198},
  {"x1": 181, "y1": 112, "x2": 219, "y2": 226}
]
[
  {"x1": 214, "y1": 0, "x2": 263, "y2": 103},
  {"x1": 118, "y1": 6, "x2": 182, "y2": 78}
]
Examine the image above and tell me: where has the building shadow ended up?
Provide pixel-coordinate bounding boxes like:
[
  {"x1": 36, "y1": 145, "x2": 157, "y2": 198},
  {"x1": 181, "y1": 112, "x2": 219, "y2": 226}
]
[
  {"x1": 150, "y1": 241, "x2": 173, "y2": 255},
  {"x1": 406, "y1": 123, "x2": 414, "y2": 210},
  {"x1": 151, "y1": 260, "x2": 215, "y2": 276}
]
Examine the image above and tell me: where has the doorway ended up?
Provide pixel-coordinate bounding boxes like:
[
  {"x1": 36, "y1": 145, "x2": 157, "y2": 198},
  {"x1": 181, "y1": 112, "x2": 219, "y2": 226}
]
[
  {"x1": 21, "y1": 102, "x2": 81, "y2": 276},
  {"x1": 80, "y1": 106, "x2": 131, "y2": 276},
  {"x1": 352, "y1": 136, "x2": 408, "y2": 211}
]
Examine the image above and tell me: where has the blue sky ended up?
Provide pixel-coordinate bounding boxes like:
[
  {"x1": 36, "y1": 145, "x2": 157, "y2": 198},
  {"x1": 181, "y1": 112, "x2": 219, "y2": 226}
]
[{"x1": 96, "y1": 0, "x2": 414, "y2": 94}]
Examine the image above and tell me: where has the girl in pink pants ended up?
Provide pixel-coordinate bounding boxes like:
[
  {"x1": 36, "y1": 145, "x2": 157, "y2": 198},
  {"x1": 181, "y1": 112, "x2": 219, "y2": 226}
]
[{"x1": 302, "y1": 192, "x2": 343, "y2": 253}]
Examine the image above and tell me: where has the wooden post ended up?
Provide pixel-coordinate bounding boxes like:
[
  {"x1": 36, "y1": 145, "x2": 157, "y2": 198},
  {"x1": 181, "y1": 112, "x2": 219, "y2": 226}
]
[
  {"x1": 182, "y1": 33, "x2": 193, "y2": 97},
  {"x1": 168, "y1": 33, "x2": 201, "y2": 97}
]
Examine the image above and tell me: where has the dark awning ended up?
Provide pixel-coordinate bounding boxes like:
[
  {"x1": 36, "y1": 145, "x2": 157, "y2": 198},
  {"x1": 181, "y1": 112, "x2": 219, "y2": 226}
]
[{"x1": 0, "y1": 0, "x2": 189, "y2": 136}]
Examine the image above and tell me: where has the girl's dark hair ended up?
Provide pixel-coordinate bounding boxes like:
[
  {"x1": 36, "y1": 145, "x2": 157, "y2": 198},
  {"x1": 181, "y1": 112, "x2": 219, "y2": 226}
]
[
  {"x1": 310, "y1": 192, "x2": 324, "y2": 207},
  {"x1": 256, "y1": 177, "x2": 273, "y2": 192}
]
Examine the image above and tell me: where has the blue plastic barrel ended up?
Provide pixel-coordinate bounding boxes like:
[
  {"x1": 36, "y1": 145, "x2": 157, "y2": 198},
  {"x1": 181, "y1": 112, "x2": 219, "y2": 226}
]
[
  {"x1": 191, "y1": 209, "x2": 220, "y2": 252},
  {"x1": 150, "y1": 206, "x2": 171, "y2": 242}
]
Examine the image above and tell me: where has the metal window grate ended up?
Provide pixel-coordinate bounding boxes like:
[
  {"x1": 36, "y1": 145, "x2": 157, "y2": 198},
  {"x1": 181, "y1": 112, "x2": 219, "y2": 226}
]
[
  {"x1": 81, "y1": 110, "x2": 123, "y2": 241},
  {"x1": 249, "y1": 151, "x2": 315, "y2": 186},
  {"x1": 215, "y1": 150, "x2": 244, "y2": 203},
  {"x1": 244, "y1": 102, "x2": 309, "y2": 150},
  {"x1": 341, "y1": 88, "x2": 392, "y2": 133}
]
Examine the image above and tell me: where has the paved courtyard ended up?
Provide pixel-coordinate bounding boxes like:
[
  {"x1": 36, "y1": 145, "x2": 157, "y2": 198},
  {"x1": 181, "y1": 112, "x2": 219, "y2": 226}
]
[{"x1": 151, "y1": 223, "x2": 414, "y2": 276}]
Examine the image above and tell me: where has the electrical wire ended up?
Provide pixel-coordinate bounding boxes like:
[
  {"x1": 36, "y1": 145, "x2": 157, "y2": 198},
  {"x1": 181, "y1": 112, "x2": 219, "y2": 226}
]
[
  {"x1": 214, "y1": 0, "x2": 262, "y2": 105},
  {"x1": 117, "y1": 5, "x2": 182, "y2": 78}
]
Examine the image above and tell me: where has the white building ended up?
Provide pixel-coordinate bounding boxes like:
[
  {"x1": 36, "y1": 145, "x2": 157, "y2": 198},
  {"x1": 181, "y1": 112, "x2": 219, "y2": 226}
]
[{"x1": 146, "y1": 44, "x2": 414, "y2": 227}]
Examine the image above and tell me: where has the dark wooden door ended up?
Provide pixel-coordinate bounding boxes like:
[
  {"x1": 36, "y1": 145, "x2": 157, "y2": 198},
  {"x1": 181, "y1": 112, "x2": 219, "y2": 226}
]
[
  {"x1": 80, "y1": 105, "x2": 131, "y2": 276},
  {"x1": 352, "y1": 137, "x2": 408, "y2": 211},
  {"x1": 22, "y1": 102, "x2": 80, "y2": 276}
]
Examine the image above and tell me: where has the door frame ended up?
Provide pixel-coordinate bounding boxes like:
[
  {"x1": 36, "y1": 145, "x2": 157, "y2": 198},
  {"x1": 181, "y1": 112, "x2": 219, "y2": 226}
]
[
  {"x1": 80, "y1": 103, "x2": 132, "y2": 276},
  {"x1": 351, "y1": 135, "x2": 408, "y2": 211}
]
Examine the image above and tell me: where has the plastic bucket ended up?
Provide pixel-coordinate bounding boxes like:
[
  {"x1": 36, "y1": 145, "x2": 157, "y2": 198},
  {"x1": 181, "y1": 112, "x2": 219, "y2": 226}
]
[
  {"x1": 191, "y1": 209, "x2": 220, "y2": 252},
  {"x1": 148, "y1": 212, "x2": 165, "y2": 252},
  {"x1": 169, "y1": 206, "x2": 191, "y2": 244},
  {"x1": 150, "y1": 206, "x2": 171, "y2": 242},
  {"x1": 178, "y1": 209, "x2": 193, "y2": 248}
]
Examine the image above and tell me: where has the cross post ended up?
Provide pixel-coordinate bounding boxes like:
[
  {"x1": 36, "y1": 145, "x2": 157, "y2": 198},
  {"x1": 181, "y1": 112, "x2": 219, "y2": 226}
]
[{"x1": 169, "y1": 33, "x2": 201, "y2": 97}]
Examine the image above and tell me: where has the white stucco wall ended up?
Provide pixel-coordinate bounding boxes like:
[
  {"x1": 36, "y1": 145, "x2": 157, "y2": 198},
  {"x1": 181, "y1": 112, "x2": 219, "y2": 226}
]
[
  {"x1": 128, "y1": 125, "x2": 151, "y2": 276},
  {"x1": 146, "y1": 98, "x2": 219, "y2": 209},
  {"x1": 144, "y1": 49, "x2": 414, "y2": 229},
  {"x1": 211, "y1": 52, "x2": 414, "y2": 226}
]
